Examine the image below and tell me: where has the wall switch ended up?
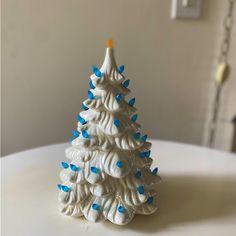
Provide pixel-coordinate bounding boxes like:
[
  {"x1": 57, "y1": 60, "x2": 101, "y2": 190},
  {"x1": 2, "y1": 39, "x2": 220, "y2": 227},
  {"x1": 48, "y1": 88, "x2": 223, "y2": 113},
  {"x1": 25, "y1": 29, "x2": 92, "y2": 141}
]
[{"x1": 171, "y1": 0, "x2": 202, "y2": 19}]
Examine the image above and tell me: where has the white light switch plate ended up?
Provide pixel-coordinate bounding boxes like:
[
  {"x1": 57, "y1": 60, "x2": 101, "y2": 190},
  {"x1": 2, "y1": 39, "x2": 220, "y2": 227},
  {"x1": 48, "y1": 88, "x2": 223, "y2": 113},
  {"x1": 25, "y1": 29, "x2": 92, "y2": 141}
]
[{"x1": 171, "y1": 0, "x2": 202, "y2": 19}]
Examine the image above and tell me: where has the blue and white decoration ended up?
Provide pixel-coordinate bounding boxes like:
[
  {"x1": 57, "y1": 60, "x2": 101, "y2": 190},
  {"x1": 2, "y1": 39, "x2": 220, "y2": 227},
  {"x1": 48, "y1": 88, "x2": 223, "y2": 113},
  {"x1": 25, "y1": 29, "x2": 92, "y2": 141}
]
[
  {"x1": 58, "y1": 40, "x2": 161, "y2": 226},
  {"x1": 92, "y1": 65, "x2": 104, "y2": 78},
  {"x1": 122, "y1": 79, "x2": 130, "y2": 88}
]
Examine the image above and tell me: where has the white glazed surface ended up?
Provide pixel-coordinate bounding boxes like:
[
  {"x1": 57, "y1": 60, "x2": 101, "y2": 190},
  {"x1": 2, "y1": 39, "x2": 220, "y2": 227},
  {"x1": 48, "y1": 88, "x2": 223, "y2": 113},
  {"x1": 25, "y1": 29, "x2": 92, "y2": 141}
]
[{"x1": 58, "y1": 46, "x2": 160, "y2": 225}]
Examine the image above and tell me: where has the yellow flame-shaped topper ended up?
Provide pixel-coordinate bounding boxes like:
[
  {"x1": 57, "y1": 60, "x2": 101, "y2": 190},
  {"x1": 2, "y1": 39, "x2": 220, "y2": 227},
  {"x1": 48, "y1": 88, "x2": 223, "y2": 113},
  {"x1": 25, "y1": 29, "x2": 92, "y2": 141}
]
[{"x1": 106, "y1": 39, "x2": 113, "y2": 48}]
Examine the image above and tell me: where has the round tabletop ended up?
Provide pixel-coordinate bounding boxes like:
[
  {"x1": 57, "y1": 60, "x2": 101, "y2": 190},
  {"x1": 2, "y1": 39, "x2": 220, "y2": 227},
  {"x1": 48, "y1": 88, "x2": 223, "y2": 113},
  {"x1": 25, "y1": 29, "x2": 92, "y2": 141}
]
[{"x1": 2, "y1": 140, "x2": 236, "y2": 236}]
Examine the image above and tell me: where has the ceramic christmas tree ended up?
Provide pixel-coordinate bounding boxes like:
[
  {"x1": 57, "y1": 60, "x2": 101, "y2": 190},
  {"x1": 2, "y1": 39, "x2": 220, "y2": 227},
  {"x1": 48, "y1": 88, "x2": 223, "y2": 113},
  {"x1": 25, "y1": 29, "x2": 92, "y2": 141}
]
[{"x1": 57, "y1": 40, "x2": 161, "y2": 225}]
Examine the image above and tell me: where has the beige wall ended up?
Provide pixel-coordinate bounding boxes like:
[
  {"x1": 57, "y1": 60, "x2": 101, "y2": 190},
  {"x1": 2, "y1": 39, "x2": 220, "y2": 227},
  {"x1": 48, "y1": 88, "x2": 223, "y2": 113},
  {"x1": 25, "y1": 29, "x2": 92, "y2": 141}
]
[{"x1": 2, "y1": 0, "x2": 235, "y2": 156}]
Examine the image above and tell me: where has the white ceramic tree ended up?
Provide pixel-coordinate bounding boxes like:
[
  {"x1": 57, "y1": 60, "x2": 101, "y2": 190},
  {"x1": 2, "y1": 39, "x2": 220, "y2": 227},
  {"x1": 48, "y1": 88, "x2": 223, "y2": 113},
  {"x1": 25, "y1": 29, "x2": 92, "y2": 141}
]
[{"x1": 57, "y1": 40, "x2": 161, "y2": 225}]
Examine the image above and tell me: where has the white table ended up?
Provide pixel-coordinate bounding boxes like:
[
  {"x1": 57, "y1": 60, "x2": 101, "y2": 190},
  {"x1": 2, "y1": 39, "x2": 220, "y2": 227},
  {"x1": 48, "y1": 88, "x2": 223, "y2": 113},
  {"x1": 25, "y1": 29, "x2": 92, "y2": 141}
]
[{"x1": 2, "y1": 140, "x2": 236, "y2": 236}]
